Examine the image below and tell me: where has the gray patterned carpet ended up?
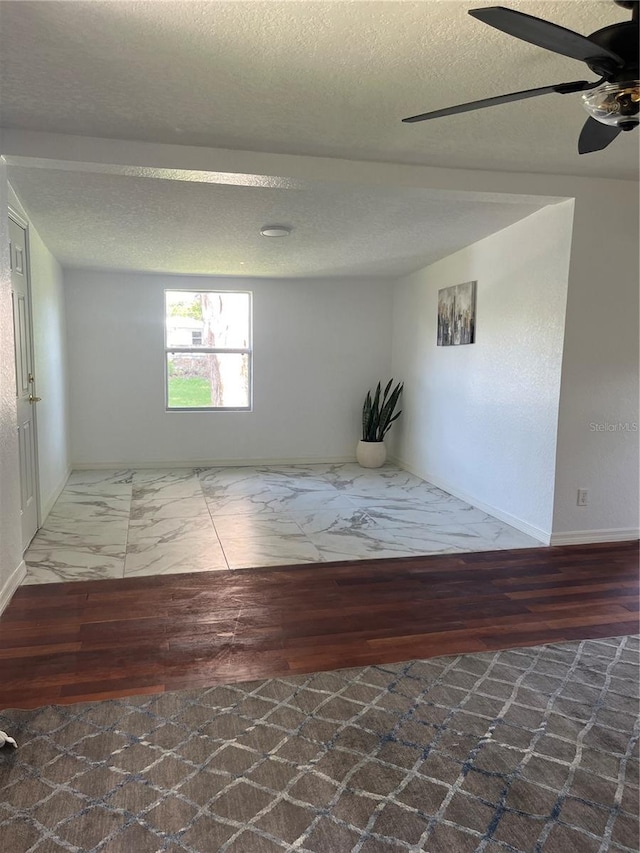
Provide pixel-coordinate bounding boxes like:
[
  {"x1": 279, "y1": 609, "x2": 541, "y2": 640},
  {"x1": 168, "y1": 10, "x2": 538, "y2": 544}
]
[{"x1": 1, "y1": 637, "x2": 638, "y2": 853}]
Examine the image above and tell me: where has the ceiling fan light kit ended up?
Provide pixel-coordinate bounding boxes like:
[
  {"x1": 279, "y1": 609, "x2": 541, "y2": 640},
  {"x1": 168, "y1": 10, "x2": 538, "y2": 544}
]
[
  {"x1": 403, "y1": 0, "x2": 639, "y2": 154},
  {"x1": 582, "y1": 81, "x2": 640, "y2": 129}
]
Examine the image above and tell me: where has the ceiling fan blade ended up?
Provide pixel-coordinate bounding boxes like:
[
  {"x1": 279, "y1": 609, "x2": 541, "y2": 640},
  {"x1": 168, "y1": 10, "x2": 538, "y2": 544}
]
[
  {"x1": 469, "y1": 6, "x2": 625, "y2": 68},
  {"x1": 578, "y1": 117, "x2": 622, "y2": 153},
  {"x1": 402, "y1": 80, "x2": 595, "y2": 123}
]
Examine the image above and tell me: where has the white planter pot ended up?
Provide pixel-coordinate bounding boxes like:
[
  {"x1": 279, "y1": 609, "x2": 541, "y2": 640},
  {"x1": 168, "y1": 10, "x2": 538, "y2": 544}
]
[{"x1": 356, "y1": 440, "x2": 387, "y2": 468}]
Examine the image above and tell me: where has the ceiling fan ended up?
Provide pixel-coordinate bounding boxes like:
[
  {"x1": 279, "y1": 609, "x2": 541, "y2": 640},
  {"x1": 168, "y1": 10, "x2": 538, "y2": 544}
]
[{"x1": 402, "y1": 1, "x2": 639, "y2": 154}]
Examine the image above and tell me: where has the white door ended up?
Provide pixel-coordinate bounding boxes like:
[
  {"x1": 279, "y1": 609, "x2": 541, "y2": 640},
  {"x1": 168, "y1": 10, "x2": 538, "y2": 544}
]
[{"x1": 9, "y1": 214, "x2": 40, "y2": 549}]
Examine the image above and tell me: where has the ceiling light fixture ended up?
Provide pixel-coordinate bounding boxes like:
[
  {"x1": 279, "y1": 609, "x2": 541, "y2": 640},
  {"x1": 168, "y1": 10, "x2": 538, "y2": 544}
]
[
  {"x1": 260, "y1": 225, "x2": 292, "y2": 237},
  {"x1": 582, "y1": 80, "x2": 640, "y2": 129}
]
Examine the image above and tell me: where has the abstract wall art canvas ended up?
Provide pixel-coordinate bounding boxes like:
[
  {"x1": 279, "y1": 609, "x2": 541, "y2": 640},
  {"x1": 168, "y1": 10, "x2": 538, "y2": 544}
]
[{"x1": 437, "y1": 281, "x2": 477, "y2": 346}]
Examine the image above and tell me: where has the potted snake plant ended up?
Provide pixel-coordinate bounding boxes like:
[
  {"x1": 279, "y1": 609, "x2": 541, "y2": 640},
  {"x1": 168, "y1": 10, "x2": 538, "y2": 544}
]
[{"x1": 357, "y1": 379, "x2": 404, "y2": 468}]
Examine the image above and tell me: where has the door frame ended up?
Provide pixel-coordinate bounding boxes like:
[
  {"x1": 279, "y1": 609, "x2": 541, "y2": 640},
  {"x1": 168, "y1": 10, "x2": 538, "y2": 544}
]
[{"x1": 8, "y1": 205, "x2": 42, "y2": 536}]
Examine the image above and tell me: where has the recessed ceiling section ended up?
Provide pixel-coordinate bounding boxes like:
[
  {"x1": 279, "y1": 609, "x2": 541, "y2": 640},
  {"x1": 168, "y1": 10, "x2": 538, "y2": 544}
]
[
  {"x1": 0, "y1": 1, "x2": 637, "y2": 179},
  {"x1": 8, "y1": 166, "x2": 555, "y2": 277}
]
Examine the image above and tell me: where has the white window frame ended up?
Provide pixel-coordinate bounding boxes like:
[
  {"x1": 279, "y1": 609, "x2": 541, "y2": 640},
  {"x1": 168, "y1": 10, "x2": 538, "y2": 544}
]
[{"x1": 164, "y1": 289, "x2": 253, "y2": 412}]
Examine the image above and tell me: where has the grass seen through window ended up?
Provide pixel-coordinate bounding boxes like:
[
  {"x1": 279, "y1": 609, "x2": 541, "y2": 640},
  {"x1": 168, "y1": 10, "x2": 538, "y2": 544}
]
[{"x1": 167, "y1": 377, "x2": 212, "y2": 408}]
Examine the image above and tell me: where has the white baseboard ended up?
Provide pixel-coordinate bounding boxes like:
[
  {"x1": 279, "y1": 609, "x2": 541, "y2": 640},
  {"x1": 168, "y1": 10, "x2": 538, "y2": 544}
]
[
  {"x1": 71, "y1": 456, "x2": 356, "y2": 470},
  {"x1": 40, "y1": 467, "x2": 71, "y2": 522},
  {"x1": 0, "y1": 560, "x2": 26, "y2": 617},
  {"x1": 549, "y1": 529, "x2": 640, "y2": 546},
  {"x1": 389, "y1": 455, "x2": 551, "y2": 544}
]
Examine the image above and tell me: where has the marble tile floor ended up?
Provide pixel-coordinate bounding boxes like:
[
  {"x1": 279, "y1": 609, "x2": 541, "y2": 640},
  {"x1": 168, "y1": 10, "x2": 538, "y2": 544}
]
[{"x1": 23, "y1": 464, "x2": 543, "y2": 584}]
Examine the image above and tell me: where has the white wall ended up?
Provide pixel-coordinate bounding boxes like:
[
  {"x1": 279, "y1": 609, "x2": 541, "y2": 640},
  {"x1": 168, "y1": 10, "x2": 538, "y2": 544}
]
[
  {"x1": 0, "y1": 165, "x2": 26, "y2": 611},
  {"x1": 64, "y1": 270, "x2": 394, "y2": 465},
  {"x1": 390, "y1": 202, "x2": 575, "y2": 541},
  {"x1": 552, "y1": 181, "x2": 639, "y2": 542},
  {"x1": 9, "y1": 187, "x2": 70, "y2": 519}
]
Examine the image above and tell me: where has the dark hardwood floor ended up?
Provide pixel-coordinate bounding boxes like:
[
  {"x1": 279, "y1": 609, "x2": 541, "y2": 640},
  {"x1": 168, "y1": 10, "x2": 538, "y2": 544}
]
[{"x1": 0, "y1": 541, "x2": 637, "y2": 709}]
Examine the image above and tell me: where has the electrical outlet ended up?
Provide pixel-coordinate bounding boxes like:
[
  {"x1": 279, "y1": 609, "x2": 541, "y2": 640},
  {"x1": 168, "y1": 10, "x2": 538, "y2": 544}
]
[{"x1": 577, "y1": 489, "x2": 589, "y2": 507}]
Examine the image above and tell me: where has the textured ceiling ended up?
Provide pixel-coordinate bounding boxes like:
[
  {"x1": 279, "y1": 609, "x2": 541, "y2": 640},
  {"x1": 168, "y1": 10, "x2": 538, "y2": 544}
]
[
  {"x1": 7, "y1": 166, "x2": 551, "y2": 277},
  {"x1": 1, "y1": 0, "x2": 638, "y2": 180}
]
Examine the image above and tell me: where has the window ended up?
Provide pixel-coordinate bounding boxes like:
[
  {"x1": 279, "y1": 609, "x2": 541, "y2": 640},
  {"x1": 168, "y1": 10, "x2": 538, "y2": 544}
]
[{"x1": 165, "y1": 290, "x2": 252, "y2": 410}]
